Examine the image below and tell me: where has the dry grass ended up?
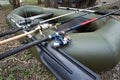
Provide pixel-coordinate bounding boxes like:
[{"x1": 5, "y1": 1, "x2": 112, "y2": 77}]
[{"x1": 0, "y1": 6, "x2": 56, "y2": 80}]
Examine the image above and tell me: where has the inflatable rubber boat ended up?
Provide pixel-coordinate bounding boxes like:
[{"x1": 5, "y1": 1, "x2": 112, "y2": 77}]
[{"x1": 6, "y1": 5, "x2": 120, "y2": 72}]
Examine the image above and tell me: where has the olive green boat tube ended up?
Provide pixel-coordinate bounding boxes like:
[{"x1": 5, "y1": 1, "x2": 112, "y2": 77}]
[
  {"x1": 62, "y1": 19, "x2": 120, "y2": 71},
  {"x1": 6, "y1": 5, "x2": 120, "y2": 71}
]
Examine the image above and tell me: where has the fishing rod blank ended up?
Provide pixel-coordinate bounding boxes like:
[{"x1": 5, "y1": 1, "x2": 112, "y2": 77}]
[
  {"x1": 39, "y1": 3, "x2": 107, "y2": 24},
  {"x1": 64, "y1": 8, "x2": 120, "y2": 32},
  {"x1": 58, "y1": 7, "x2": 120, "y2": 16},
  {"x1": 0, "y1": 13, "x2": 89, "y2": 38},
  {"x1": 0, "y1": 28, "x2": 22, "y2": 37},
  {"x1": 0, "y1": 8, "x2": 119, "y2": 60}
]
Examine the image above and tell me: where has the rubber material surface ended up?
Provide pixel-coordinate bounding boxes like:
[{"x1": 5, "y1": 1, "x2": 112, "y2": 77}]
[{"x1": 6, "y1": 5, "x2": 120, "y2": 72}]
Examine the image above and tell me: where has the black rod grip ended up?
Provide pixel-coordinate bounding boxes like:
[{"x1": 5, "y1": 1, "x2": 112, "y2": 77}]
[
  {"x1": 95, "y1": 11, "x2": 120, "y2": 16},
  {"x1": 0, "y1": 38, "x2": 49, "y2": 60},
  {"x1": 0, "y1": 28, "x2": 22, "y2": 37}
]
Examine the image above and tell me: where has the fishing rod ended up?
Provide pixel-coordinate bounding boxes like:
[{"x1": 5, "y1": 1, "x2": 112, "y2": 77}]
[
  {"x1": 55, "y1": 13, "x2": 89, "y2": 25},
  {"x1": 1, "y1": 5, "x2": 120, "y2": 45},
  {"x1": 0, "y1": 12, "x2": 91, "y2": 45},
  {"x1": 16, "y1": 3, "x2": 111, "y2": 25},
  {"x1": 13, "y1": 17, "x2": 101, "y2": 80},
  {"x1": 0, "y1": 8, "x2": 120, "y2": 60},
  {"x1": 58, "y1": 6, "x2": 120, "y2": 16},
  {"x1": 19, "y1": 2, "x2": 115, "y2": 24},
  {"x1": 2, "y1": 12, "x2": 101, "y2": 79},
  {"x1": 39, "y1": 3, "x2": 109, "y2": 24},
  {"x1": 0, "y1": 12, "x2": 90, "y2": 38},
  {"x1": 0, "y1": 20, "x2": 54, "y2": 45},
  {"x1": 0, "y1": 2, "x2": 111, "y2": 37}
]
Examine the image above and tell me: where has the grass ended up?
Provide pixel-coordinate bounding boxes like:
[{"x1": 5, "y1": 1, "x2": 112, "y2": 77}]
[
  {"x1": 22, "y1": 0, "x2": 37, "y2": 5},
  {"x1": 7, "y1": 74, "x2": 15, "y2": 80},
  {"x1": 23, "y1": 53, "x2": 33, "y2": 61},
  {"x1": 38, "y1": 69, "x2": 43, "y2": 75},
  {"x1": 0, "y1": 2, "x2": 56, "y2": 80}
]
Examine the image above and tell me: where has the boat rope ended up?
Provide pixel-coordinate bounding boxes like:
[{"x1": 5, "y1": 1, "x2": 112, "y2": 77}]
[{"x1": 0, "y1": 8, "x2": 120, "y2": 60}]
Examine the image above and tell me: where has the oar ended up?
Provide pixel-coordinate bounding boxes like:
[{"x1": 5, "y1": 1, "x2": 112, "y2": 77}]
[{"x1": 0, "y1": 8, "x2": 120, "y2": 60}]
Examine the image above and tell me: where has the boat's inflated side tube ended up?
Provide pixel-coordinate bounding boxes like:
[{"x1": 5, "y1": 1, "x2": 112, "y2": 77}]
[
  {"x1": 6, "y1": 5, "x2": 120, "y2": 72},
  {"x1": 61, "y1": 19, "x2": 120, "y2": 71},
  {"x1": 6, "y1": 5, "x2": 54, "y2": 27}
]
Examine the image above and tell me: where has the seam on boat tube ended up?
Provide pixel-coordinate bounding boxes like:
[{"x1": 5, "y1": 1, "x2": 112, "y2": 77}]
[{"x1": 100, "y1": 34, "x2": 117, "y2": 63}]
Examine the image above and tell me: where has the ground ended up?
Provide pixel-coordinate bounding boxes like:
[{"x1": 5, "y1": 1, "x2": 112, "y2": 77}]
[
  {"x1": 0, "y1": 3, "x2": 120, "y2": 80},
  {"x1": 0, "y1": 6, "x2": 56, "y2": 80}
]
